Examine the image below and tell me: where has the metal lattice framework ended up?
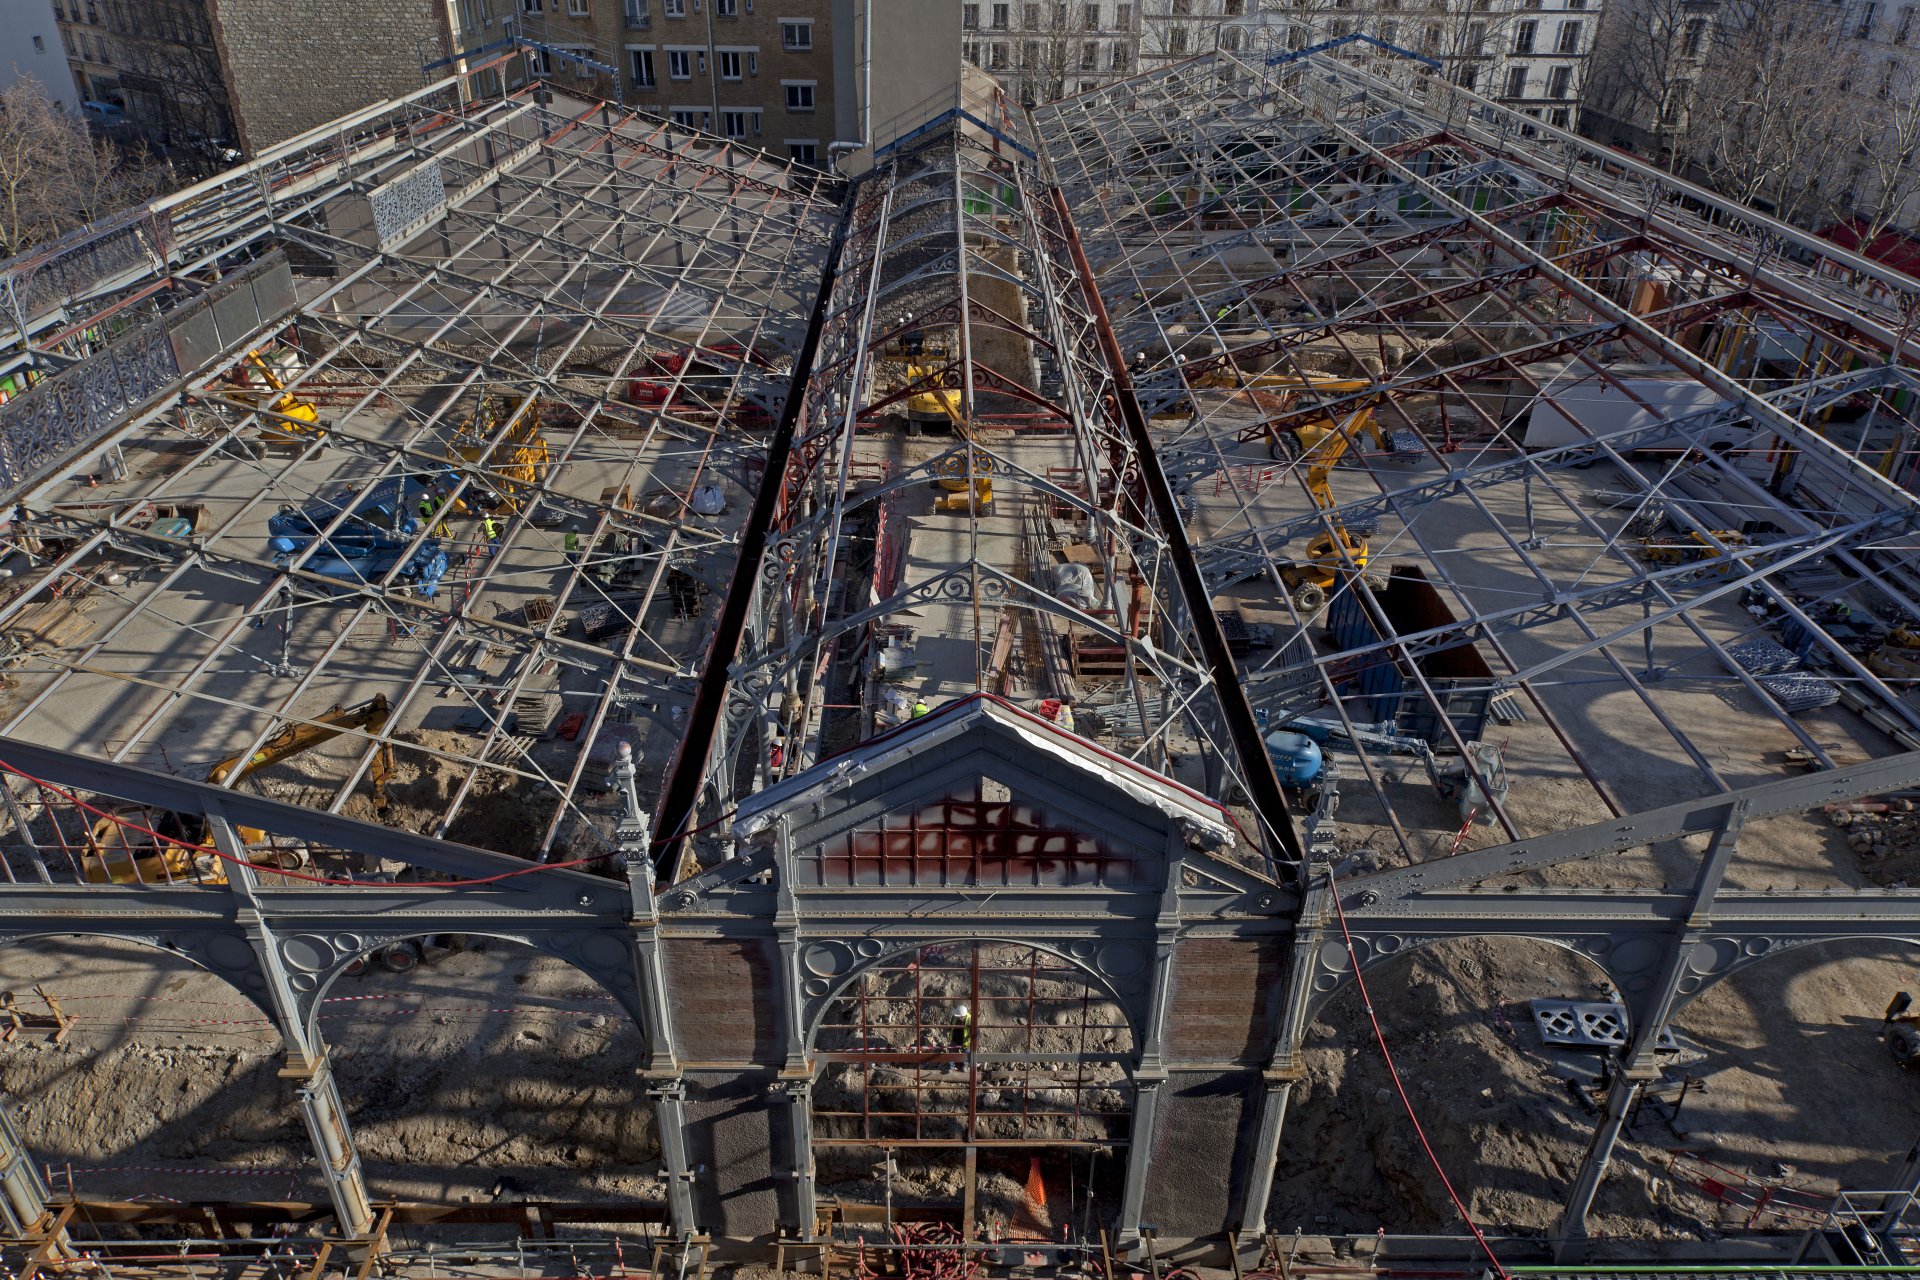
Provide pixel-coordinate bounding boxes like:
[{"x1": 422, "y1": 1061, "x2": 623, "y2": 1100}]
[{"x1": 4, "y1": 40, "x2": 1920, "y2": 1278}]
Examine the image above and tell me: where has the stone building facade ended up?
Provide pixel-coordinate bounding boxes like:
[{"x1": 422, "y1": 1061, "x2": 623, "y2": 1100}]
[
  {"x1": 51, "y1": 0, "x2": 454, "y2": 157},
  {"x1": 451, "y1": 0, "x2": 851, "y2": 165}
]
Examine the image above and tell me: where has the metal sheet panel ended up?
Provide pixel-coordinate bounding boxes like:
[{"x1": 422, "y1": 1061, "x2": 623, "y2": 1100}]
[
  {"x1": 682, "y1": 1069, "x2": 785, "y2": 1241},
  {"x1": 1164, "y1": 937, "x2": 1282, "y2": 1065},
  {"x1": 210, "y1": 287, "x2": 258, "y2": 351},
  {"x1": 167, "y1": 306, "x2": 220, "y2": 375},
  {"x1": 663, "y1": 937, "x2": 780, "y2": 1065},
  {"x1": 1140, "y1": 1069, "x2": 1251, "y2": 1236}
]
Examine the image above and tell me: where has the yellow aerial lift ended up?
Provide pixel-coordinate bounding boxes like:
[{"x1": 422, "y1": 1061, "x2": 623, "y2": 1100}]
[
  {"x1": 1263, "y1": 382, "x2": 1387, "y2": 612},
  {"x1": 238, "y1": 349, "x2": 321, "y2": 443},
  {"x1": 446, "y1": 394, "x2": 551, "y2": 516},
  {"x1": 1637, "y1": 529, "x2": 1749, "y2": 568},
  {"x1": 900, "y1": 363, "x2": 995, "y2": 513},
  {"x1": 85, "y1": 695, "x2": 397, "y2": 884}
]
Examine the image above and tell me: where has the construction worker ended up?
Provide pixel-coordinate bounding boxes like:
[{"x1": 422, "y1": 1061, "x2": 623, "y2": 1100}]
[
  {"x1": 951, "y1": 1002, "x2": 972, "y2": 1052},
  {"x1": 482, "y1": 514, "x2": 502, "y2": 557},
  {"x1": 418, "y1": 488, "x2": 450, "y2": 539},
  {"x1": 564, "y1": 527, "x2": 582, "y2": 565},
  {"x1": 912, "y1": 697, "x2": 931, "y2": 718}
]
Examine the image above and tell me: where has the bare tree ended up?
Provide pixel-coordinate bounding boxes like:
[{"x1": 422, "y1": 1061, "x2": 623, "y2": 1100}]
[
  {"x1": 1686, "y1": 0, "x2": 1851, "y2": 224},
  {"x1": 1827, "y1": 57, "x2": 1920, "y2": 241},
  {"x1": 0, "y1": 78, "x2": 171, "y2": 259},
  {"x1": 1013, "y1": 2, "x2": 1079, "y2": 103},
  {"x1": 1582, "y1": 0, "x2": 1708, "y2": 164}
]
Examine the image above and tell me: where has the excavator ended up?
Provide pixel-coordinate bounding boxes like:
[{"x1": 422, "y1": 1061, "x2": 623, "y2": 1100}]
[
  {"x1": 236, "y1": 348, "x2": 321, "y2": 444},
  {"x1": 901, "y1": 363, "x2": 994, "y2": 513},
  {"x1": 1869, "y1": 624, "x2": 1920, "y2": 682},
  {"x1": 1269, "y1": 390, "x2": 1387, "y2": 612},
  {"x1": 84, "y1": 695, "x2": 397, "y2": 885}
]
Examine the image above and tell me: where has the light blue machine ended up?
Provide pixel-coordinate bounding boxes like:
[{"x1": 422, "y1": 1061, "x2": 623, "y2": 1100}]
[
  {"x1": 1263, "y1": 729, "x2": 1324, "y2": 786},
  {"x1": 268, "y1": 478, "x2": 450, "y2": 598}
]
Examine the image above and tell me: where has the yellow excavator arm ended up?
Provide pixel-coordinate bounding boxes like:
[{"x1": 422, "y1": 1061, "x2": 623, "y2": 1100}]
[
  {"x1": 241, "y1": 349, "x2": 320, "y2": 432},
  {"x1": 85, "y1": 694, "x2": 397, "y2": 884},
  {"x1": 210, "y1": 694, "x2": 397, "y2": 842}
]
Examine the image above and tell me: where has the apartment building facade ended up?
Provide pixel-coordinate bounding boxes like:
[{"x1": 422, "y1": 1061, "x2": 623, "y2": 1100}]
[
  {"x1": 0, "y1": 0, "x2": 80, "y2": 112},
  {"x1": 963, "y1": 0, "x2": 1591, "y2": 117},
  {"x1": 51, "y1": 0, "x2": 450, "y2": 156},
  {"x1": 961, "y1": 1, "x2": 1142, "y2": 101},
  {"x1": 450, "y1": 0, "x2": 849, "y2": 164}
]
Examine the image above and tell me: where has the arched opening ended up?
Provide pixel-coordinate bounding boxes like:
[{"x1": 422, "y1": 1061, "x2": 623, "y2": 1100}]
[
  {"x1": 1270, "y1": 935, "x2": 1632, "y2": 1237},
  {"x1": 314, "y1": 935, "x2": 660, "y2": 1206},
  {"x1": 0, "y1": 935, "x2": 315, "y2": 1203},
  {"x1": 1605, "y1": 937, "x2": 1920, "y2": 1235},
  {"x1": 811, "y1": 941, "x2": 1136, "y2": 1239}
]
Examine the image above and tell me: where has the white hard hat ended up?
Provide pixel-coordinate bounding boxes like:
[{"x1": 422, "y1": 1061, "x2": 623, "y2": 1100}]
[{"x1": 954, "y1": 1003, "x2": 970, "y2": 1015}]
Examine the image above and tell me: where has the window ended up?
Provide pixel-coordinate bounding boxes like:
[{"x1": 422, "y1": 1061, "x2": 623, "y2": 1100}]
[
  {"x1": 785, "y1": 80, "x2": 815, "y2": 109},
  {"x1": 992, "y1": 2, "x2": 1010, "y2": 26},
  {"x1": 1170, "y1": 26, "x2": 1188, "y2": 50},
  {"x1": 1556, "y1": 19, "x2": 1580, "y2": 50},
  {"x1": 664, "y1": 0, "x2": 685, "y2": 14},
  {"x1": 625, "y1": 0, "x2": 648, "y2": 24},
  {"x1": 1513, "y1": 18, "x2": 1535, "y2": 50},
  {"x1": 1467, "y1": 20, "x2": 1485, "y2": 53},
  {"x1": 1898, "y1": 5, "x2": 1913, "y2": 40},
  {"x1": 1112, "y1": 42, "x2": 1129, "y2": 68},
  {"x1": 1025, "y1": 2, "x2": 1040, "y2": 24},
  {"x1": 1566, "y1": 0, "x2": 1585, "y2": 8},
  {"x1": 1882, "y1": 55, "x2": 1898, "y2": 94},
  {"x1": 1546, "y1": 63, "x2": 1571, "y2": 95},
  {"x1": 522, "y1": 0, "x2": 543, "y2": 10},
  {"x1": 631, "y1": 47, "x2": 656, "y2": 84},
  {"x1": 31, "y1": 34, "x2": 43, "y2": 51},
  {"x1": 719, "y1": 49, "x2": 742, "y2": 77},
  {"x1": 567, "y1": 0, "x2": 589, "y2": 14},
  {"x1": 1084, "y1": 1, "x2": 1100, "y2": 27},
  {"x1": 1682, "y1": 16, "x2": 1706, "y2": 53},
  {"x1": 1115, "y1": 1, "x2": 1131, "y2": 28},
  {"x1": 671, "y1": 108, "x2": 707, "y2": 129},
  {"x1": 715, "y1": 0, "x2": 737, "y2": 12},
  {"x1": 1226, "y1": 0, "x2": 1245, "y2": 11},
  {"x1": 788, "y1": 141, "x2": 818, "y2": 163},
  {"x1": 1504, "y1": 64, "x2": 1527, "y2": 94},
  {"x1": 1023, "y1": 38, "x2": 1039, "y2": 63},
  {"x1": 1663, "y1": 80, "x2": 1690, "y2": 122},
  {"x1": 1223, "y1": 25, "x2": 1242, "y2": 47},
  {"x1": 990, "y1": 40, "x2": 1009, "y2": 65},
  {"x1": 1378, "y1": 19, "x2": 1398, "y2": 44},
  {"x1": 963, "y1": 3, "x2": 979, "y2": 27},
  {"x1": 1456, "y1": 62, "x2": 1478, "y2": 89},
  {"x1": 1082, "y1": 39, "x2": 1099, "y2": 66},
  {"x1": 668, "y1": 48, "x2": 692, "y2": 76},
  {"x1": 1550, "y1": 106, "x2": 1570, "y2": 126},
  {"x1": 61, "y1": 28, "x2": 75, "y2": 54},
  {"x1": 783, "y1": 20, "x2": 812, "y2": 47},
  {"x1": 1860, "y1": 0, "x2": 1879, "y2": 35},
  {"x1": 526, "y1": 45, "x2": 552, "y2": 73},
  {"x1": 721, "y1": 109, "x2": 757, "y2": 137},
  {"x1": 965, "y1": 40, "x2": 981, "y2": 63},
  {"x1": 748, "y1": 51, "x2": 757, "y2": 73}
]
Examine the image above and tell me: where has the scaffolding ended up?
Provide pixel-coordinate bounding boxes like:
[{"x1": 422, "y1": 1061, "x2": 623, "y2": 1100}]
[{"x1": 3, "y1": 37, "x2": 1920, "y2": 1277}]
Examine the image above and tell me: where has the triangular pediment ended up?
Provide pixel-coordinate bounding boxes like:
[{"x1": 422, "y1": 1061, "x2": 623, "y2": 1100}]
[{"x1": 734, "y1": 695, "x2": 1248, "y2": 889}]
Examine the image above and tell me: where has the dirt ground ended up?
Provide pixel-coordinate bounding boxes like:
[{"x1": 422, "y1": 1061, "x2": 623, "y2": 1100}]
[
  {"x1": 0, "y1": 937, "x2": 662, "y2": 1207},
  {"x1": 1268, "y1": 935, "x2": 1920, "y2": 1242}
]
